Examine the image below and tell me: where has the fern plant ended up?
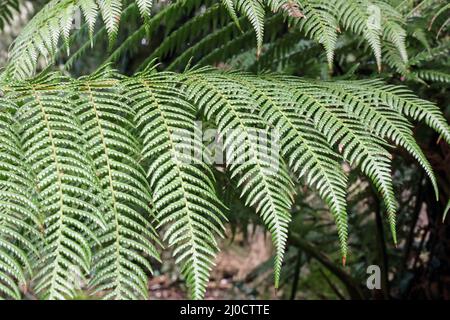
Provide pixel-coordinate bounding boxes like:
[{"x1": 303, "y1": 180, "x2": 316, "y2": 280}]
[{"x1": 0, "y1": 0, "x2": 448, "y2": 300}]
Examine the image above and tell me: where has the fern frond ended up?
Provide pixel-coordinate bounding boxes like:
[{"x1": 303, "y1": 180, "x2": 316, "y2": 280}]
[
  {"x1": 73, "y1": 70, "x2": 160, "y2": 300},
  {"x1": 191, "y1": 15, "x2": 283, "y2": 70},
  {"x1": 0, "y1": 67, "x2": 448, "y2": 299},
  {"x1": 135, "y1": 0, "x2": 152, "y2": 19},
  {"x1": 221, "y1": 0, "x2": 241, "y2": 28},
  {"x1": 0, "y1": 0, "x2": 22, "y2": 31},
  {"x1": 375, "y1": 0, "x2": 408, "y2": 63},
  {"x1": 62, "y1": 2, "x2": 138, "y2": 71},
  {"x1": 336, "y1": 80, "x2": 450, "y2": 145},
  {"x1": 79, "y1": 0, "x2": 99, "y2": 40},
  {"x1": 266, "y1": 75, "x2": 399, "y2": 243},
  {"x1": 10, "y1": 73, "x2": 106, "y2": 299},
  {"x1": 334, "y1": 0, "x2": 383, "y2": 70},
  {"x1": 416, "y1": 70, "x2": 450, "y2": 84},
  {"x1": 3, "y1": 0, "x2": 150, "y2": 79},
  {"x1": 234, "y1": 0, "x2": 266, "y2": 56},
  {"x1": 0, "y1": 98, "x2": 41, "y2": 299},
  {"x1": 124, "y1": 69, "x2": 226, "y2": 299},
  {"x1": 166, "y1": 16, "x2": 247, "y2": 71},
  {"x1": 98, "y1": 0, "x2": 123, "y2": 43},
  {"x1": 231, "y1": 73, "x2": 349, "y2": 261},
  {"x1": 181, "y1": 68, "x2": 295, "y2": 287},
  {"x1": 319, "y1": 81, "x2": 439, "y2": 199},
  {"x1": 135, "y1": 3, "x2": 224, "y2": 69}
]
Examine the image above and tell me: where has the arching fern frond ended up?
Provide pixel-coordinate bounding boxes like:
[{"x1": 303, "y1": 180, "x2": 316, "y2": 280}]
[
  {"x1": 263, "y1": 75, "x2": 399, "y2": 243},
  {"x1": 181, "y1": 69, "x2": 295, "y2": 287},
  {"x1": 233, "y1": 0, "x2": 266, "y2": 56},
  {"x1": 124, "y1": 69, "x2": 226, "y2": 299},
  {"x1": 295, "y1": 0, "x2": 338, "y2": 68},
  {"x1": 0, "y1": 68, "x2": 448, "y2": 299},
  {"x1": 0, "y1": 98, "x2": 41, "y2": 299},
  {"x1": 334, "y1": 0, "x2": 383, "y2": 70},
  {"x1": 8, "y1": 73, "x2": 107, "y2": 299},
  {"x1": 318, "y1": 81, "x2": 439, "y2": 199},
  {"x1": 334, "y1": 80, "x2": 450, "y2": 145},
  {"x1": 3, "y1": 0, "x2": 150, "y2": 79},
  {"x1": 73, "y1": 69, "x2": 160, "y2": 300}
]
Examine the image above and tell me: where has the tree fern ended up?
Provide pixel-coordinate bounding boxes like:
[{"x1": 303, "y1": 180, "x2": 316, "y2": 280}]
[
  {"x1": 124, "y1": 68, "x2": 226, "y2": 299},
  {"x1": 0, "y1": 68, "x2": 448, "y2": 299}
]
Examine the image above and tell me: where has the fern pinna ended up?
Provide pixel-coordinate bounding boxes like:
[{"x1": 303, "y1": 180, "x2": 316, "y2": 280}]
[{"x1": 0, "y1": 67, "x2": 449, "y2": 299}]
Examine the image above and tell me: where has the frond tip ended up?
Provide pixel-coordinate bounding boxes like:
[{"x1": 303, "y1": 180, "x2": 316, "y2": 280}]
[{"x1": 0, "y1": 68, "x2": 448, "y2": 299}]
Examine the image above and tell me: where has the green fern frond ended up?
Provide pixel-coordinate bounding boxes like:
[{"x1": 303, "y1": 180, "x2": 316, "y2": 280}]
[
  {"x1": 336, "y1": 80, "x2": 450, "y2": 145},
  {"x1": 320, "y1": 81, "x2": 439, "y2": 199},
  {"x1": 124, "y1": 69, "x2": 226, "y2": 299},
  {"x1": 8, "y1": 73, "x2": 107, "y2": 299},
  {"x1": 0, "y1": 98, "x2": 41, "y2": 299},
  {"x1": 334, "y1": 0, "x2": 383, "y2": 70},
  {"x1": 98, "y1": 0, "x2": 123, "y2": 43},
  {"x1": 3, "y1": 0, "x2": 413, "y2": 79},
  {"x1": 0, "y1": 67, "x2": 448, "y2": 299},
  {"x1": 234, "y1": 0, "x2": 266, "y2": 56},
  {"x1": 181, "y1": 68, "x2": 295, "y2": 287},
  {"x1": 192, "y1": 15, "x2": 283, "y2": 70},
  {"x1": 135, "y1": 0, "x2": 152, "y2": 19},
  {"x1": 231, "y1": 73, "x2": 349, "y2": 261},
  {"x1": 62, "y1": 2, "x2": 138, "y2": 70},
  {"x1": 73, "y1": 70, "x2": 160, "y2": 300},
  {"x1": 79, "y1": 0, "x2": 99, "y2": 41},
  {"x1": 135, "y1": 3, "x2": 224, "y2": 69},
  {"x1": 3, "y1": 0, "x2": 149, "y2": 79},
  {"x1": 416, "y1": 70, "x2": 450, "y2": 84},
  {"x1": 221, "y1": 0, "x2": 241, "y2": 28},
  {"x1": 296, "y1": 0, "x2": 338, "y2": 68},
  {"x1": 266, "y1": 75, "x2": 399, "y2": 243},
  {"x1": 375, "y1": 0, "x2": 408, "y2": 63}
]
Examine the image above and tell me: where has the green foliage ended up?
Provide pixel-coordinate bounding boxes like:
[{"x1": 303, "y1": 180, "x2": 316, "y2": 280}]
[
  {"x1": 0, "y1": 67, "x2": 449, "y2": 299},
  {"x1": 0, "y1": 0, "x2": 448, "y2": 301},
  {"x1": 3, "y1": 0, "x2": 414, "y2": 79}
]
